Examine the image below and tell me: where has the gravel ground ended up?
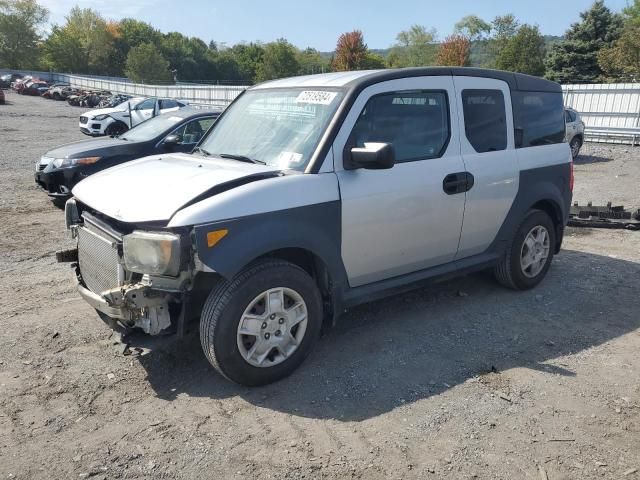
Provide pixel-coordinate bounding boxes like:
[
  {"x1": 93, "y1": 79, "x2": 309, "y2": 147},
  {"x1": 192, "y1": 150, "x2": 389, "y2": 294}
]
[{"x1": 0, "y1": 90, "x2": 639, "y2": 480}]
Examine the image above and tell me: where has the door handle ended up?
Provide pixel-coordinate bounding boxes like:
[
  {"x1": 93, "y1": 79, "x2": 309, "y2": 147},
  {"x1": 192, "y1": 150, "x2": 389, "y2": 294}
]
[{"x1": 443, "y1": 172, "x2": 474, "y2": 195}]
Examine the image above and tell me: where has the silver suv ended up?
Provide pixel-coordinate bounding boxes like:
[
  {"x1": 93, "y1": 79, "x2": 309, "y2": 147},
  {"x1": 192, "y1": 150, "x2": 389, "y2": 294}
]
[
  {"x1": 565, "y1": 107, "x2": 585, "y2": 159},
  {"x1": 59, "y1": 68, "x2": 573, "y2": 386}
]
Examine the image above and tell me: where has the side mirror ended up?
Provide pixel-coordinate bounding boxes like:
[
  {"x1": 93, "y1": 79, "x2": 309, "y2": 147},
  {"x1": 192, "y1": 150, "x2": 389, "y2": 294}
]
[
  {"x1": 163, "y1": 134, "x2": 181, "y2": 146},
  {"x1": 346, "y1": 142, "x2": 395, "y2": 170}
]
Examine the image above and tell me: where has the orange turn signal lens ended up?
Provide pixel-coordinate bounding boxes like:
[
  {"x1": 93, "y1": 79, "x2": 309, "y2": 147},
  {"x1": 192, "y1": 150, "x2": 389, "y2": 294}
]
[
  {"x1": 207, "y1": 229, "x2": 228, "y2": 248},
  {"x1": 76, "y1": 156, "x2": 101, "y2": 165}
]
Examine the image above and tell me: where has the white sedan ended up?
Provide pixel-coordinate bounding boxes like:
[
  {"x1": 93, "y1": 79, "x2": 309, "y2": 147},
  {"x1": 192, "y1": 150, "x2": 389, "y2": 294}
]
[{"x1": 79, "y1": 97, "x2": 189, "y2": 136}]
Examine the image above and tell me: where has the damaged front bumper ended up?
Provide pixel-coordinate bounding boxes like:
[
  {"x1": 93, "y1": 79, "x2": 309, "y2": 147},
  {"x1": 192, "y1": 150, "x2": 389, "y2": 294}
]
[{"x1": 75, "y1": 279, "x2": 177, "y2": 335}]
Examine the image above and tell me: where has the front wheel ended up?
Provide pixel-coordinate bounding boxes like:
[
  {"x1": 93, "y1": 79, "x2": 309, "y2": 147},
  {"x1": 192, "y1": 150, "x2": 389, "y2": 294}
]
[
  {"x1": 105, "y1": 121, "x2": 128, "y2": 137},
  {"x1": 494, "y1": 210, "x2": 556, "y2": 290},
  {"x1": 200, "y1": 259, "x2": 323, "y2": 386}
]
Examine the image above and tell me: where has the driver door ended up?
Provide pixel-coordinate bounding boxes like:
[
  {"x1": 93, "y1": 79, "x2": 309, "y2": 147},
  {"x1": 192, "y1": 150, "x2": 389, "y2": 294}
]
[
  {"x1": 130, "y1": 98, "x2": 156, "y2": 126},
  {"x1": 334, "y1": 76, "x2": 467, "y2": 287}
]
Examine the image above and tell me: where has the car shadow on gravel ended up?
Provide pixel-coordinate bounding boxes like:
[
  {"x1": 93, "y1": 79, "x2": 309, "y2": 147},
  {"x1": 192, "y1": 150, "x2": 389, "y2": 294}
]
[
  {"x1": 135, "y1": 249, "x2": 640, "y2": 421},
  {"x1": 575, "y1": 153, "x2": 615, "y2": 164}
]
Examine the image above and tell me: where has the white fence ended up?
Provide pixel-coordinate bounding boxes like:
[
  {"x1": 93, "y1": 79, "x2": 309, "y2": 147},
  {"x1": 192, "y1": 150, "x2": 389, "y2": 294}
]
[
  {"x1": 1, "y1": 69, "x2": 246, "y2": 108},
  {"x1": 563, "y1": 83, "x2": 640, "y2": 145}
]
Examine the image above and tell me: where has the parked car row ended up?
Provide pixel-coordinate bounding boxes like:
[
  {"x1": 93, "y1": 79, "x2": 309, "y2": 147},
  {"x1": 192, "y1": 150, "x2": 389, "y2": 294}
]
[{"x1": 40, "y1": 68, "x2": 577, "y2": 387}]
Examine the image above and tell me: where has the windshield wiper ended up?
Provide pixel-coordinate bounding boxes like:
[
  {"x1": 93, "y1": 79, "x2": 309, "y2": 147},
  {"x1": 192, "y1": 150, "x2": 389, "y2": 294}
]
[
  {"x1": 193, "y1": 146, "x2": 211, "y2": 157},
  {"x1": 218, "y1": 153, "x2": 266, "y2": 165}
]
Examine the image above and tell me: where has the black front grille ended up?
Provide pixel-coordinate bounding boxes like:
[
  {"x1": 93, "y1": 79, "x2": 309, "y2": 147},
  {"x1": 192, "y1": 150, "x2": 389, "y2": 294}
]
[
  {"x1": 38, "y1": 164, "x2": 46, "y2": 171},
  {"x1": 79, "y1": 116, "x2": 88, "y2": 124}
]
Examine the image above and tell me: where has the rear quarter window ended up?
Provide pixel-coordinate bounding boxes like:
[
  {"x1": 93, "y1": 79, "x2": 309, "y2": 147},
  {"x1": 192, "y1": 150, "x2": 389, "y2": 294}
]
[{"x1": 512, "y1": 91, "x2": 565, "y2": 148}]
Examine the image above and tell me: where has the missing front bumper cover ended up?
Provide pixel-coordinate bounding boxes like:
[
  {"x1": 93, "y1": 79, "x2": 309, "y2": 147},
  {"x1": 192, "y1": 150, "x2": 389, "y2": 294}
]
[{"x1": 77, "y1": 281, "x2": 174, "y2": 335}]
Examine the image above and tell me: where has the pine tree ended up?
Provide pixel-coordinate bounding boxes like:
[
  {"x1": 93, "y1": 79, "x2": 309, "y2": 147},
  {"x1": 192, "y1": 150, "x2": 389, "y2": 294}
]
[{"x1": 545, "y1": 0, "x2": 623, "y2": 83}]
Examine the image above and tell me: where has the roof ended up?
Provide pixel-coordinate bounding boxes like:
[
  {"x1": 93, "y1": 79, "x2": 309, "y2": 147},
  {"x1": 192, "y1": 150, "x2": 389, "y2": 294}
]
[
  {"x1": 160, "y1": 106, "x2": 222, "y2": 119},
  {"x1": 252, "y1": 67, "x2": 561, "y2": 93}
]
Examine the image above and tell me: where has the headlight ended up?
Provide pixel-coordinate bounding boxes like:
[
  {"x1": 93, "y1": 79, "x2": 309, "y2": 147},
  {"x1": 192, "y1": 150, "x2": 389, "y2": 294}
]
[
  {"x1": 123, "y1": 231, "x2": 182, "y2": 276},
  {"x1": 93, "y1": 114, "x2": 109, "y2": 120},
  {"x1": 52, "y1": 156, "x2": 100, "y2": 168}
]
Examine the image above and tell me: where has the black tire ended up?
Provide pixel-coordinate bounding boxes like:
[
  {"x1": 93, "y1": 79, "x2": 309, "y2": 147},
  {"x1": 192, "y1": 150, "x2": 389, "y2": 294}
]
[
  {"x1": 51, "y1": 196, "x2": 69, "y2": 209},
  {"x1": 200, "y1": 259, "x2": 323, "y2": 386},
  {"x1": 105, "y1": 121, "x2": 128, "y2": 137},
  {"x1": 570, "y1": 136, "x2": 582, "y2": 159},
  {"x1": 494, "y1": 209, "x2": 556, "y2": 290},
  {"x1": 52, "y1": 92, "x2": 61, "y2": 100}
]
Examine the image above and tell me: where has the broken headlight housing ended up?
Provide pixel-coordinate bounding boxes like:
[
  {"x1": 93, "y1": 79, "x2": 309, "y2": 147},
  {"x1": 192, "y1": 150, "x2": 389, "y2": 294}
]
[{"x1": 123, "y1": 231, "x2": 182, "y2": 276}]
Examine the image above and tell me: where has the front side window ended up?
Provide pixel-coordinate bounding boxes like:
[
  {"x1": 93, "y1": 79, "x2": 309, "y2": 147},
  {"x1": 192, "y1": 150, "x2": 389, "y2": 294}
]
[
  {"x1": 461, "y1": 89, "x2": 507, "y2": 153},
  {"x1": 512, "y1": 91, "x2": 565, "y2": 148},
  {"x1": 349, "y1": 90, "x2": 450, "y2": 163},
  {"x1": 135, "y1": 98, "x2": 156, "y2": 111},
  {"x1": 171, "y1": 117, "x2": 217, "y2": 144},
  {"x1": 199, "y1": 89, "x2": 344, "y2": 171}
]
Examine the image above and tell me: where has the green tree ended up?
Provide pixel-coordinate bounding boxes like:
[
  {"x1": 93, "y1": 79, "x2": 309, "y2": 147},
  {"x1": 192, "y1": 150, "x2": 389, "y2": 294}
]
[
  {"x1": 0, "y1": 0, "x2": 48, "y2": 68},
  {"x1": 545, "y1": 0, "x2": 623, "y2": 83},
  {"x1": 598, "y1": 2, "x2": 640, "y2": 81},
  {"x1": 332, "y1": 30, "x2": 368, "y2": 71},
  {"x1": 454, "y1": 15, "x2": 491, "y2": 41},
  {"x1": 225, "y1": 42, "x2": 265, "y2": 82},
  {"x1": 388, "y1": 24, "x2": 437, "y2": 67},
  {"x1": 124, "y1": 42, "x2": 172, "y2": 83},
  {"x1": 297, "y1": 47, "x2": 329, "y2": 75},
  {"x1": 255, "y1": 38, "x2": 300, "y2": 82},
  {"x1": 43, "y1": 7, "x2": 117, "y2": 74},
  {"x1": 495, "y1": 24, "x2": 546, "y2": 76}
]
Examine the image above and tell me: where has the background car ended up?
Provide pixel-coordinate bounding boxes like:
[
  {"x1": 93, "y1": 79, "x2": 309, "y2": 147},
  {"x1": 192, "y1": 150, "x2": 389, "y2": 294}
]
[
  {"x1": 42, "y1": 83, "x2": 70, "y2": 99},
  {"x1": 565, "y1": 107, "x2": 585, "y2": 159},
  {"x1": 20, "y1": 80, "x2": 48, "y2": 95},
  {"x1": 78, "y1": 97, "x2": 189, "y2": 136},
  {"x1": 36, "y1": 107, "x2": 220, "y2": 206},
  {"x1": 0, "y1": 73, "x2": 23, "y2": 88}
]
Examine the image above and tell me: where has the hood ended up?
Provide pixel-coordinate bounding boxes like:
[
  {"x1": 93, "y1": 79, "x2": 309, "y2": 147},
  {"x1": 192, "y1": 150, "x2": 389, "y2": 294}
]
[
  {"x1": 46, "y1": 137, "x2": 133, "y2": 159},
  {"x1": 72, "y1": 153, "x2": 281, "y2": 223},
  {"x1": 83, "y1": 106, "x2": 125, "y2": 118}
]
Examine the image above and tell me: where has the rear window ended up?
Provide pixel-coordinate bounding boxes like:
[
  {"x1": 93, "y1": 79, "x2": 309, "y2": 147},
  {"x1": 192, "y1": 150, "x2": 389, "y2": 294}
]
[
  {"x1": 461, "y1": 89, "x2": 507, "y2": 153},
  {"x1": 512, "y1": 91, "x2": 565, "y2": 148}
]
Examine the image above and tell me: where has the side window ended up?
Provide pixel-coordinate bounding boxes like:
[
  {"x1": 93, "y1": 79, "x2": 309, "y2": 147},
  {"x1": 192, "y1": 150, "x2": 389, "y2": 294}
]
[
  {"x1": 512, "y1": 91, "x2": 565, "y2": 148},
  {"x1": 160, "y1": 99, "x2": 178, "y2": 109},
  {"x1": 171, "y1": 117, "x2": 215, "y2": 144},
  {"x1": 461, "y1": 89, "x2": 507, "y2": 153},
  {"x1": 564, "y1": 110, "x2": 572, "y2": 123},
  {"x1": 348, "y1": 90, "x2": 450, "y2": 163},
  {"x1": 135, "y1": 98, "x2": 156, "y2": 111}
]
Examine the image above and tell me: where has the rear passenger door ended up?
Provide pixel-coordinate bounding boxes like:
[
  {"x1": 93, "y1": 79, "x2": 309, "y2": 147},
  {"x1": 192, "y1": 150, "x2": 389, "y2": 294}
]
[
  {"x1": 453, "y1": 77, "x2": 519, "y2": 259},
  {"x1": 335, "y1": 76, "x2": 467, "y2": 287}
]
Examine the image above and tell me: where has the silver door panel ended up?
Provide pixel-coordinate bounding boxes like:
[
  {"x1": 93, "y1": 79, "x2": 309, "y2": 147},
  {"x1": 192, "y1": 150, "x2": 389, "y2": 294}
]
[
  {"x1": 452, "y1": 77, "x2": 520, "y2": 258},
  {"x1": 335, "y1": 77, "x2": 466, "y2": 287}
]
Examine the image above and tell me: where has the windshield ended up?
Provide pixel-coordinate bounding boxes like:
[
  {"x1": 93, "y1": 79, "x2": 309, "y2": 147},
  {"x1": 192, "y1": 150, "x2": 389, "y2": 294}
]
[
  {"x1": 120, "y1": 114, "x2": 184, "y2": 142},
  {"x1": 199, "y1": 88, "x2": 344, "y2": 170}
]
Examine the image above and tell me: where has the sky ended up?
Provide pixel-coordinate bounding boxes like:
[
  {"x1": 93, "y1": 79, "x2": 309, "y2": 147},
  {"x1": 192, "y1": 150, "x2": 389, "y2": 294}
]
[{"x1": 39, "y1": 0, "x2": 630, "y2": 51}]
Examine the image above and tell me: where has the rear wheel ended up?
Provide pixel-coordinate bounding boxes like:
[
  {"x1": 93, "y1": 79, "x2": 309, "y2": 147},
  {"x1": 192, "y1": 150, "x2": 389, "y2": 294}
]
[
  {"x1": 494, "y1": 210, "x2": 556, "y2": 290},
  {"x1": 105, "y1": 121, "x2": 128, "y2": 137},
  {"x1": 200, "y1": 259, "x2": 323, "y2": 386}
]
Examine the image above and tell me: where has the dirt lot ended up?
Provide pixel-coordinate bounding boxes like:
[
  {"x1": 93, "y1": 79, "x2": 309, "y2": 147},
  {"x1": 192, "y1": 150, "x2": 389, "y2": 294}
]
[{"x1": 0, "y1": 90, "x2": 639, "y2": 480}]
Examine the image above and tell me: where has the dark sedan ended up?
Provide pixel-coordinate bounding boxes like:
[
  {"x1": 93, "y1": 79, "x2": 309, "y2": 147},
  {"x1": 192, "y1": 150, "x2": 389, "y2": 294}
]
[
  {"x1": 21, "y1": 81, "x2": 49, "y2": 95},
  {"x1": 35, "y1": 107, "x2": 221, "y2": 206}
]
